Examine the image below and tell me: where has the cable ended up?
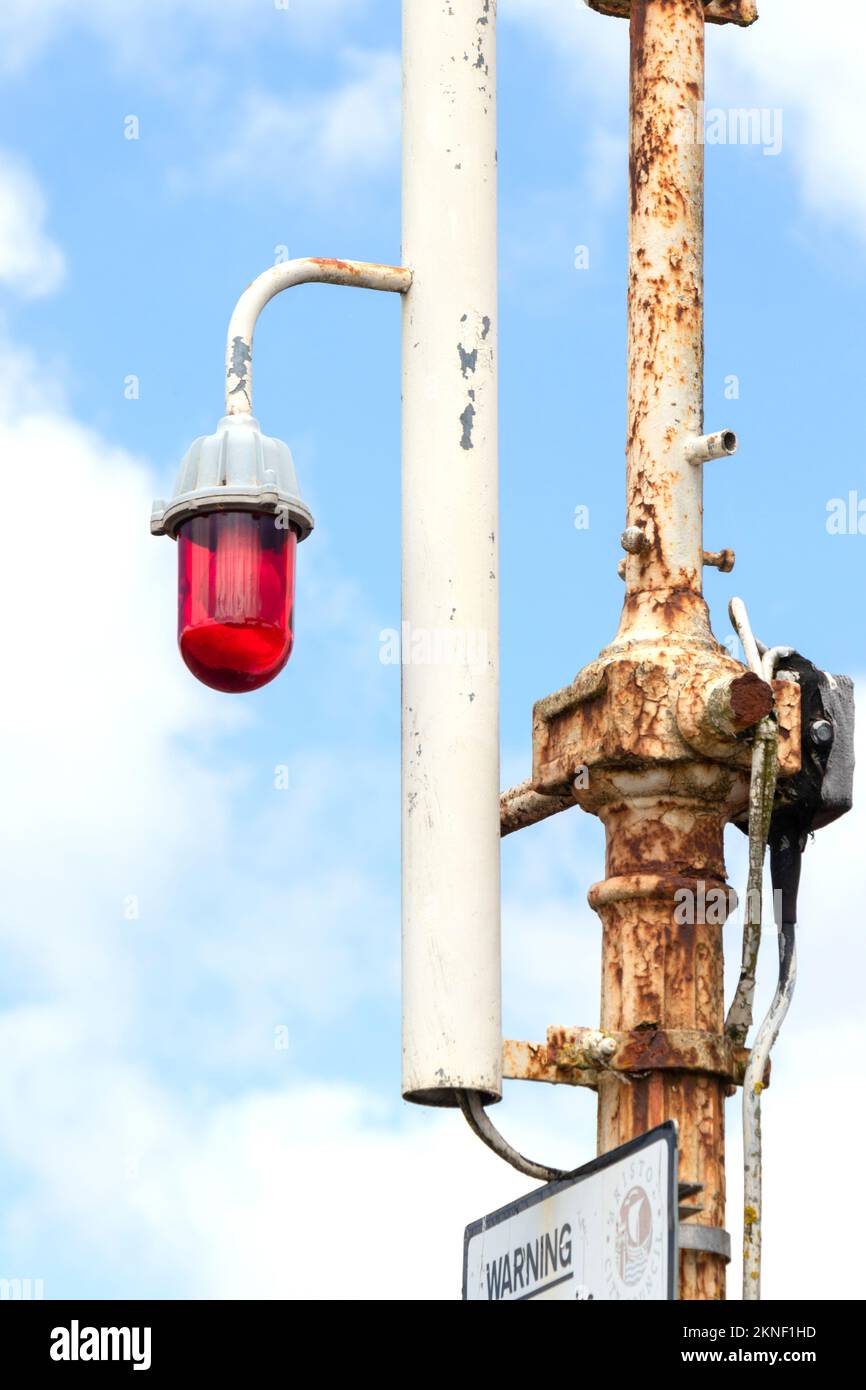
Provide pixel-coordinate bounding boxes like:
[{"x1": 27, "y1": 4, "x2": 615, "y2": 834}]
[
  {"x1": 727, "y1": 599, "x2": 800, "y2": 1300},
  {"x1": 725, "y1": 603, "x2": 787, "y2": 1047},
  {"x1": 729, "y1": 596, "x2": 763, "y2": 677},
  {"x1": 742, "y1": 818, "x2": 800, "y2": 1300},
  {"x1": 457, "y1": 1091, "x2": 573, "y2": 1184}
]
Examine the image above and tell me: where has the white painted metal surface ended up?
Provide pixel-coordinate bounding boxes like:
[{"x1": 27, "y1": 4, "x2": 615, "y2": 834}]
[
  {"x1": 224, "y1": 257, "x2": 412, "y2": 416},
  {"x1": 464, "y1": 1125, "x2": 677, "y2": 1301},
  {"x1": 401, "y1": 0, "x2": 501, "y2": 1104},
  {"x1": 684, "y1": 429, "x2": 738, "y2": 466},
  {"x1": 150, "y1": 414, "x2": 314, "y2": 540}
]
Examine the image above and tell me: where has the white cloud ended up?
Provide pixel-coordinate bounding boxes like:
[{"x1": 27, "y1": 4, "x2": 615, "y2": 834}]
[
  {"x1": 0, "y1": 343, "x2": 246, "y2": 1018},
  {"x1": 0, "y1": 0, "x2": 369, "y2": 75},
  {"x1": 726, "y1": 1021, "x2": 866, "y2": 1301},
  {"x1": 501, "y1": 0, "x2": 625, "y2": 98},
  {"x1": 209, "y1": 50, "x2": 400, "y2": 196},
  {"x1": 0, "y1": 332, "x2": 408, "y2": 1045},
  {"x1": 710, "y1": 0, "x2": 866, "y2": 243},
  {"x1": 0, "y1": 153, "x2": 65, "y2": 297},
  {"x1": 3, "y1": 898, "x2": 862, "y2": 1302},
  {"x1": 0, "y1": 339, "x2": 416, "y2": 1297},
  {"x1": 504, "y1": 0, "x2": 866, "y2": 247},
  {"x1": 0, "y1": 992, "x2": 572, "y2": 1298}
]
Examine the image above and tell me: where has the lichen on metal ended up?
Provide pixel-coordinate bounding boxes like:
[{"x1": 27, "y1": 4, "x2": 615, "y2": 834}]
[{"x1": 503, "y1": 1026, "x2": 765, "y2": 1089}]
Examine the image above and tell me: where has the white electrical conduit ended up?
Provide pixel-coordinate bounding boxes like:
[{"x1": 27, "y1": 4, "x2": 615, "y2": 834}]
[
  {"x1": 725, "y1": 601, "x2": 784, "y2": 1047},
  {"x1": 742, "y1": 637, "x2": 797, "y2": 1302},
  {"x1": 727, "y1": 598, "x2": 798, "y2": 1301},
  {"x1": 741, "y1": 869, "x2": 798, "y2": 1300},
  {"x1": 224, "y1": 258, "x2": 413, "y2": 416}
]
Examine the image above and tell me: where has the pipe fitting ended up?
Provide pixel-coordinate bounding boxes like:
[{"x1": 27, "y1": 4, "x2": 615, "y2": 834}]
[
  {"x1": 704, "y1": 548, "x2": 736, "y2": 573},
  {"x1": 677, "y1": 667, "x2": 774, "y2": 760},
  {"x1": 685, "y1": 431, "x2": 738, "y2": 466}
]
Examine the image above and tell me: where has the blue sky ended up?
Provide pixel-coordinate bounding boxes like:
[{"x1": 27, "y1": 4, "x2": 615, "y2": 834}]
[{"x1": 0, "y1": 0, "x2": 864, "y2": 1300}]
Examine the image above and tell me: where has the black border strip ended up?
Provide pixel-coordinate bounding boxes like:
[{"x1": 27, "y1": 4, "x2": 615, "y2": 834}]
[{"x1": 462, "y1": 1120, "x2": 678, "y2": 1301}]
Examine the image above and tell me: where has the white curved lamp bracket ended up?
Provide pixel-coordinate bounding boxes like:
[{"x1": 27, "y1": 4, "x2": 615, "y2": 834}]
[{"x1": 224, "y1": 256, "x2": 413, "y2": 416}]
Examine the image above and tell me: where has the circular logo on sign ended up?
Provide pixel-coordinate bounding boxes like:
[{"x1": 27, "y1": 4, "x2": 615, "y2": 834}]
[
  {"x1": 616, "y1": 1186, "x2": 653, "y2": 1286},
  {"x1": 604, "y1": 1154, "x2": 666, "y2": 1299}
]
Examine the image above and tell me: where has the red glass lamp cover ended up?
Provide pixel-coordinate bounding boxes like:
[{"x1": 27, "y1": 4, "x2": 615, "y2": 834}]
[{"x1": 178, "y1": 511, "x2": 296, "y2": 693}]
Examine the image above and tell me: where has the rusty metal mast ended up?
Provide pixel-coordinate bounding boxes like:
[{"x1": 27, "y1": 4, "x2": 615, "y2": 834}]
[
  {"x1": 510, "y1": 0, "x2": 783, "y2": 1302},
  {"x1": 540, "y1": 0, "x2": 764, "y2": 1300}
]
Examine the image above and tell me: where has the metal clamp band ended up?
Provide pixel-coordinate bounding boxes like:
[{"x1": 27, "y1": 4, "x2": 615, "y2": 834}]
[
  {"x1": 679, "y1": 1226, "x2": 732, "y2": 1262},
  {"x1": 503, "y1": 1026, "x2": 763, "y2": 1089}
]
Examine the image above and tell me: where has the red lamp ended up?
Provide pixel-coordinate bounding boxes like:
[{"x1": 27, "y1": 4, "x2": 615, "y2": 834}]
[{"x1": 152, "y1": 415, "x2": 314, "y2": 693}]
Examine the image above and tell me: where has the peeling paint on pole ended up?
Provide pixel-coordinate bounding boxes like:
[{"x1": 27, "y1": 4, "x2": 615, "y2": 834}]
[
  {"x1": 625, "y1": 0, "x2": 706, "y2": 600},
  {"x1": 401, "y1": 0, "x2": 501, "y2": 1107}
]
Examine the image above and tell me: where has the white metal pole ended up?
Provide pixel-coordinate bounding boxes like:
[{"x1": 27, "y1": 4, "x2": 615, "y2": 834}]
[{"x1": 401, "y1": 0, "x2": 501, "y2": 1105}]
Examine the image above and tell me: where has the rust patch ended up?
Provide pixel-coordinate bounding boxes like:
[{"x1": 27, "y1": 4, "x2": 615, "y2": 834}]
[
  {"x1": 631, "y1": 1082, "x2": 649, "y2": 1136},
  {"x1": 590, "y1": 0, "x2": 756, "y2": 20},
  {"x1": 308, "y1": 257, "x2": 405, "y2": 276},
  {"x1": 729, "y1": 671, "x2": 774, "y2": 729}
]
